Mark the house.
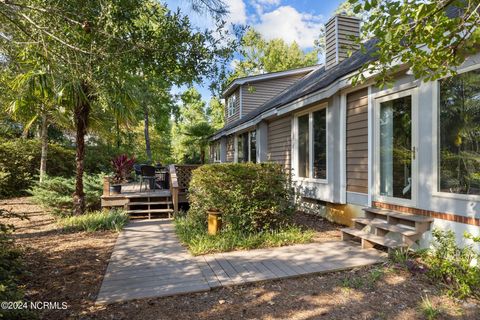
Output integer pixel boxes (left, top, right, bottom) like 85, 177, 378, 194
210, 13, 480, 251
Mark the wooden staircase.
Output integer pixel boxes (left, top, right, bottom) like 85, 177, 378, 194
341, 207, 433, 252
124, 194, 174, 219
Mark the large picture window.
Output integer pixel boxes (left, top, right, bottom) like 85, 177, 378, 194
295, 107, 327, 179
439, 68, 480, 195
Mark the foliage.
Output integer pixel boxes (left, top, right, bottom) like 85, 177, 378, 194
0, 0, 236, 214
349, 0, 480, 87
174, 214, 313, 255
420, 295, 442, 320
0, 139, 75, 198
59, 209, 129, 232
30, 174, 103, 215
172, 88, 217, 164
421, 229, 480, 299
111, 154, 135, 184
0, 209, 33, 319
188, 163, 295, 233
229, 28, 319, 81
341, 267, 385, 290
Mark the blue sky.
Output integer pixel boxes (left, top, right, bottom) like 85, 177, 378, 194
164, 0, 344, 102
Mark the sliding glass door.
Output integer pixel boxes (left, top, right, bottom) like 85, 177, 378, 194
375, 90, 417, 205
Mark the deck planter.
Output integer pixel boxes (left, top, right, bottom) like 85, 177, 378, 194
110, 184, 122, 195
207, 209, 222, 235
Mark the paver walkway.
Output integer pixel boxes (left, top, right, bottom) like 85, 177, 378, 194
97, 219, 386, 304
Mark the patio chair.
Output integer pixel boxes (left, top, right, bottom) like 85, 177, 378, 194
139, 165, 156, 192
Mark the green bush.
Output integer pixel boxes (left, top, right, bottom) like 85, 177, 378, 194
59, 209, 129, 232
174, 214, 313, 255
29, 174, 103, 215
0, 138, 121, 198
0, 209, 34, 319
422, 229, 480, 299
188, 163, 295, 233
0, 139, 75, 198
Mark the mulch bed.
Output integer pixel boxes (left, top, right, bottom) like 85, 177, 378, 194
292, 211, 343, 242
1, 198, 478, 320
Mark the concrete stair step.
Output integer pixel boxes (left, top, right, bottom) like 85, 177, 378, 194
341, 228, 407, 250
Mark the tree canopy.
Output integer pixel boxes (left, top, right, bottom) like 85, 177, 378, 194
228, 28, 319, 82
349, 0, 480, 87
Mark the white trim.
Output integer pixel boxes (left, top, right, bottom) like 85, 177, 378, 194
373, 88, 419, 207
222, 65, 319, 97
339, 92, 347, 203
335, 16, 339, 65
292, 102, 329, 183
233, 135, 238, 163
239, 85, 243, 119
431, 63, 480, 202
367, 85, 373, 206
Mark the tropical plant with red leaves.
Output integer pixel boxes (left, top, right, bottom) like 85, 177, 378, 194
111, 154, 135, 184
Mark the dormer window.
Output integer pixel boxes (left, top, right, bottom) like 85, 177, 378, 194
227, 94, 236, 117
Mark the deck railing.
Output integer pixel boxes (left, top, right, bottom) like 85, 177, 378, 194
168, 164, 200, 213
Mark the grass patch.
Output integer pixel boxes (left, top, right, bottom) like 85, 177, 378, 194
174, 215, 314, 256
420, 295, 442, 320
59, 209, 129, 232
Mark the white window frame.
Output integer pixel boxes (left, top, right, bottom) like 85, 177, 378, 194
292, 103, 328, 183
235, 130, 256, 163
227, 94, 236, 117
372, 88, 419, 207
432, 63, 480, 202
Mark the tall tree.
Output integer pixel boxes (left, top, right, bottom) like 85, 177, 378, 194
348, 0, 480, 86
229, 28, 319, 81
0, 0, 234, 214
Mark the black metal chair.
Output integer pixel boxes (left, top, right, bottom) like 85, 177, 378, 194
139, 165, 156, 192
155, 169, 169, 190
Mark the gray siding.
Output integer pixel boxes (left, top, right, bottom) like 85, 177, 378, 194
226, 135, 235, 162
225, 89, 240, 126
325, 15, 360, 70
241, 74, 307, 116
346, 88, 368, 194
267, 116, 291, 169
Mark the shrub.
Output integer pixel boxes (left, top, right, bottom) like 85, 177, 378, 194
188, 163, 295, 233
30, 174, 103, 215
0, 139, 75, 198
0, 209, 34, 319
422, 229, 480, 299
59, 209, 129, 232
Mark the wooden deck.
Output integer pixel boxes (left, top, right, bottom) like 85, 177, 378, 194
96, 220, 386, 304
101, 165, 198, 218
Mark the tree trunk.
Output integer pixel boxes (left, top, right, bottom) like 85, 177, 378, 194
200, 147, 205, 164
144, 108, 152, 163
39, 110, 49, 183
73, 84, 90, 215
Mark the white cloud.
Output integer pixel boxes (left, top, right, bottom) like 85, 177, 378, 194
225, 0, 247, 25
256, 0, 281, 5
254, 6, 324, 49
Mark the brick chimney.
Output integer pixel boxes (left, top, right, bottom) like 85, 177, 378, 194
325, 14, 361, 70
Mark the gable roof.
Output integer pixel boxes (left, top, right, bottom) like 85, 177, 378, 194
214, 38, 378, 137
222, 65, 320, 98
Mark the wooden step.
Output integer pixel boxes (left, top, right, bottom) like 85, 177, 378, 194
341, 228, 406, 250
127, 201, 172, 206
352, 218, 417, 236
364, 207, 434, 223
126, 209, 174, 214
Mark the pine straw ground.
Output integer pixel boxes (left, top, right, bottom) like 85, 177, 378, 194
1, 197, 478, 320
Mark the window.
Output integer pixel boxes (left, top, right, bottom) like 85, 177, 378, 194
211, 141, 220, 162
295, 107, 327, 179
236, 130, 257, 163
439, 69, 480, 195
227, 94, 236, 117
